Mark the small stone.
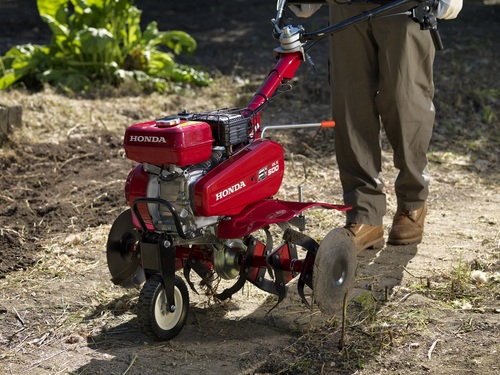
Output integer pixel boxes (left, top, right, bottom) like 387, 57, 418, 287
470, 270, 488, 284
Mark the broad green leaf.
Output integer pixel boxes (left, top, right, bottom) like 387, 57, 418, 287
0, 45, 48, 89
84, 0, 105, 8
39, 15, 69, 38
142, 22, 160, 46
37, 0, 68, 27
42, 68, 90, 92
125, 7, 142, 49
159, 31, 197, 55
78, 27, 114, 55
0, 71, 18, 90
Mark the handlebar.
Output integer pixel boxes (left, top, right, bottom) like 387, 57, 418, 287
276, 0, 444, 51
243, 0, 444, 121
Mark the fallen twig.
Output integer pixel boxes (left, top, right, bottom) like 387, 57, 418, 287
0, 194, 15, 202
428, 339, 440, 360
402, 266, 419, 278
122, 353, 138, 375
13, 307, 25, 326
301, 141, 323, 158
58, 152, 97, 169
339, 290, 349, 352
21, 350, 65, 373
398, 292, 415, 303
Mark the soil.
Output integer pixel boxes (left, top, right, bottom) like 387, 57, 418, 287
0, 1, 499, 374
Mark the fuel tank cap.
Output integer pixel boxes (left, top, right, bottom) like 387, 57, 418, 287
156, 117, 181, 127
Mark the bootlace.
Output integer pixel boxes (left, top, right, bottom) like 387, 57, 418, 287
396, 209, 416, 222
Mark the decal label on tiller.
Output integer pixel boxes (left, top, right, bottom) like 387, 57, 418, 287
267, 160, 280, 176
129, 135, 167, 143
215, 181, 246, 201
214, 160, 280, 201
258, 160, 280, 182
258, 167, 267, 182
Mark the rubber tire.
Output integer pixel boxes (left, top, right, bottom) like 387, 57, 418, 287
313, 227, 357, 315
137, 274, 189, 341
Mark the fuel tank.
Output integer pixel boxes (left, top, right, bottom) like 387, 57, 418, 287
123, 117, 214, 167
194, 139, 285, 217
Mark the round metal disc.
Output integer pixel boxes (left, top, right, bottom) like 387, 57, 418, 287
313, 227, 357, 315
106, 209, 144, 288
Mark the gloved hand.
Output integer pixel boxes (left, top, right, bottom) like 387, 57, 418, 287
288, 4, 322, 18
435, 0, 463, 20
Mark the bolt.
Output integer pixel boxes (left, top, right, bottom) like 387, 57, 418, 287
170, 305, 176, 312
163, 240, 171, 248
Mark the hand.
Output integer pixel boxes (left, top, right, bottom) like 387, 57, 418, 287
435, 0, 463, 20
288, 4, 322, 18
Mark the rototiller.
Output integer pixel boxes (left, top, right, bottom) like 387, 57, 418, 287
106, 0, 444, 340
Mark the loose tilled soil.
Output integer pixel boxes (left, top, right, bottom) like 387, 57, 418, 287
0, 0, 499, 374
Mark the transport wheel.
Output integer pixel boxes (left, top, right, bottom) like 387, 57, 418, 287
106, 209, 144, 288
313, 227, 357, 315
137, 274, 189, 341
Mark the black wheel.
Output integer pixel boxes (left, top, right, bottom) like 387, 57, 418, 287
313, 227, 357, 315
137, 275, 189, 341
106, 209, 144, 288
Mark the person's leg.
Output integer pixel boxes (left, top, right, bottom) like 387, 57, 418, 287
372, 14, 435, 244
373, 14, 435, 211
329, 3, 385, 251
329, 3, 386, 226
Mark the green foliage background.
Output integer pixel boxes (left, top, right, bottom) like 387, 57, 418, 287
0, 0, 211, 92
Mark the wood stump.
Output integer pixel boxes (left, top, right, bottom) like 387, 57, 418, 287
0, 103, 22, 143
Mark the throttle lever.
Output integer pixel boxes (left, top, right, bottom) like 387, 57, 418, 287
411, 0, 445, 51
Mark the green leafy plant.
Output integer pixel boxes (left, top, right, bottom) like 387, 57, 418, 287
0, 0, 211, 92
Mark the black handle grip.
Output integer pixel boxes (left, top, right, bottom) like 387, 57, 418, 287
430, 28, 444, 51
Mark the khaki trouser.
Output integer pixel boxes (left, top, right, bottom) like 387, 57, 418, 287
328, 2, 436, 225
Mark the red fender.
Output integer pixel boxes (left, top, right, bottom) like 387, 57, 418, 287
216, 199, 351, 239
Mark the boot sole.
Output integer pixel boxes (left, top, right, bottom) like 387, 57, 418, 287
387, 235, 422, 246
358, 237, 385, 253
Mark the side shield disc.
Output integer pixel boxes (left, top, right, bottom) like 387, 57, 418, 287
106, 209, 144, 288
313, 227, 357, 315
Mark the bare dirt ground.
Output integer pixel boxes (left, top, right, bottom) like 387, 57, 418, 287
0, 0, 499, 374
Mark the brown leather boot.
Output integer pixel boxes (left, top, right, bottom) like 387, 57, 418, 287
388, 203, 427, 245
344, 223, 385, 253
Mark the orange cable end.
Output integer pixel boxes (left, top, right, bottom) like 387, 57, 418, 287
320, 120, 336, 128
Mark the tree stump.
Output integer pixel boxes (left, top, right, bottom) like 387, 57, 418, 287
0, 103, 22, 144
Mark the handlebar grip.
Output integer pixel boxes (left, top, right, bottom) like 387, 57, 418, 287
420, 12, 444, 51
430, 28, 444, 51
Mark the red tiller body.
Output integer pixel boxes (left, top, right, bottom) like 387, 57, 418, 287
194, 138, 285, 217
125, 164, 154, 230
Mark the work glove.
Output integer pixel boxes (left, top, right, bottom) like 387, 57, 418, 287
288, 4, 322, 18
435, 0, 463, 19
